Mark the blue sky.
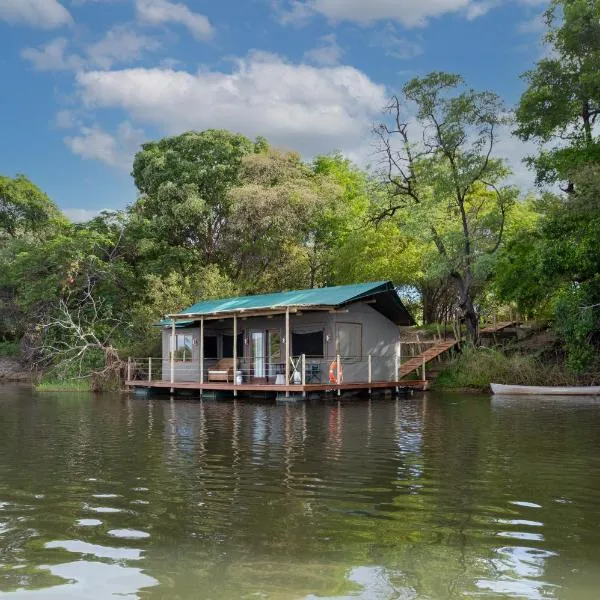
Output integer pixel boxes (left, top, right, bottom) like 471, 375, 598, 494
0, 0, 547, 221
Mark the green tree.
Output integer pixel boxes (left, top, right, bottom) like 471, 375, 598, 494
515, 0, 600, 189
375, 72, 516, 339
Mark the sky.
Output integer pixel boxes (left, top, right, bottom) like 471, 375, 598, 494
0, 0, 548, 221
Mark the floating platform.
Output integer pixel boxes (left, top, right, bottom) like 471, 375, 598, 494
125, 379, 429, 397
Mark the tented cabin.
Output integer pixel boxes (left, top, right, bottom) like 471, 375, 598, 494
127, 281, 419, 397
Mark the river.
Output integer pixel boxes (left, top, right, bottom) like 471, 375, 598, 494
0, 385, 599, 599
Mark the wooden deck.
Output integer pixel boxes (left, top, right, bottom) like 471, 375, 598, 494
399, 339, 458, 379
126, 379, 429, 394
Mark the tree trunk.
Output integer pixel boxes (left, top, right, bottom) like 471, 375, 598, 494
452, 271, 479, 343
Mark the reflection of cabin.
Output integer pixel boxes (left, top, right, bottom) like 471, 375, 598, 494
128, 281, 419, 397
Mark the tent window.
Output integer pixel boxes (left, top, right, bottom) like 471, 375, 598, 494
292, 330, 324, 358
336, 323, 362, 359
174, 334, 193, 362
222, 333, 244, 358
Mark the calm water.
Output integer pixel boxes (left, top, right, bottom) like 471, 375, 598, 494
1, 386, 600, 599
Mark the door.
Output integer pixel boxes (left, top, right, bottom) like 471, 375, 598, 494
267, 329, 281, 379
250, 330, 266, 380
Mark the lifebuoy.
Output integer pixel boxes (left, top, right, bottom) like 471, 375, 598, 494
328, 360, 343, 384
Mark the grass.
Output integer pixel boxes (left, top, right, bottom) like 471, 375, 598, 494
0, 341, 20, 359
435, 345, 582, 391
35, 378, 92, 392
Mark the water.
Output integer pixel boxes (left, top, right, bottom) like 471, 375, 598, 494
1, 386, 600, 599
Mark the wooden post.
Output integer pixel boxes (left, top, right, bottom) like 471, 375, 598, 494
285, 307, 290, 398
233, 313, 238, 397
127, 357, 132, 382
395, 346, 400, 394
301, 353, 306, 398
200, 316, 204, 385
336, 354, 341, 397
148, 357, 152, 383
422, 357, 426, 382
368, 354, 372, 396
170, 319, 175, 394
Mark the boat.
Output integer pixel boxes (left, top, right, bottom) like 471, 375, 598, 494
490, 383, 600, 396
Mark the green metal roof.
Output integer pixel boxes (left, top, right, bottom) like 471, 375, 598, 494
162, 281, 414, 326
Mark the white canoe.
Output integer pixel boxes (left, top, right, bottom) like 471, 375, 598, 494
491, 383, 600, 396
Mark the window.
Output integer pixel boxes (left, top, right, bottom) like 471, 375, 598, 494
173, 334, 193, 361
292, 330, 324, 358
336, 323, 362, 359
203, 335, 218, 359
222, 333, 244, 358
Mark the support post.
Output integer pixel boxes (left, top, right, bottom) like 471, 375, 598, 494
200, 316, 204, 385
395, 346, 400, 394
148, 357, 152, 383
368, 354, 372, 396
301, 353, 306, 398
127, 357, 132, 382
285, 307, 290, 398
233, 313, 238, 397
422, 357, 426, 382
336, 354, 341, 397
170, 319, 175, 394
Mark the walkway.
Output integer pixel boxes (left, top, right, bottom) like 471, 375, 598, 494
399, 339, 459, 379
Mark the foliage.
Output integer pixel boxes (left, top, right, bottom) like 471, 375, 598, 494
515, 0, 600, 188
436, 345, 579, 390
375, 72, 517, 337
0, 341, 19, 358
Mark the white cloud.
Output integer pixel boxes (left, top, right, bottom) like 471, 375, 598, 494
65, 121, 145, 169
74, 53, 387, 157
22, 25, 161, 71
55, 109, 81, 128
87, 24, 161, 69
0, 0, 72, 29
518, 13, 545, 34
369, 24, 423, 60
280, 0, 549, 28
135, 0, 213, 40
21, 38, 82, 71
63, 208, 104, 222
304, 33, 342, 65
281, 0, 474, 28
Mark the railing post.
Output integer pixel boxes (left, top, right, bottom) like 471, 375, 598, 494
301, 353, 306, 398
422, 357, 426, 382
233, 313, 238, 398
200, 316, 204, 386
148, 357, 152, 383
127, 357, 132, 382
395, 346, 400, 394
285, 307, 290, 398
170, 319, 175, 393
368, 354, 372, 396
336, 354, 341, 397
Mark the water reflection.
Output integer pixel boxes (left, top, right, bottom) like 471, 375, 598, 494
0, 386, 599, 599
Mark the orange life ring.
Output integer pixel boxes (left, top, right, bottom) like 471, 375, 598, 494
328, 360, 343, 384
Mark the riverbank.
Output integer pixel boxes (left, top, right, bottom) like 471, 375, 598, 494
0, 358, 31, 383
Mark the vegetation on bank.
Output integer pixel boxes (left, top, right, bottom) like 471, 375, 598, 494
35, 378, 92, 393
1, 0, 599, 389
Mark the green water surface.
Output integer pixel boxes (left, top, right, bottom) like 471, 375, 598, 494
0, 385, 599, 599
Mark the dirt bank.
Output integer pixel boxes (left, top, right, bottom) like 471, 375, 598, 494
0, 358, 32, 383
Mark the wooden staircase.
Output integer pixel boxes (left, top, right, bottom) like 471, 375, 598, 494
399, 339, 459, 379
480, 321, 515, 334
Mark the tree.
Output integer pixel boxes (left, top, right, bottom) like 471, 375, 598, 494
375, 72, 516, 340
0, 174, 64, 239
515, 0, 600, 189
131, 129, 256, 268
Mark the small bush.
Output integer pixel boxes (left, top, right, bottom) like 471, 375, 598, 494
436, 344, 580, 391
0, 341, 20, 358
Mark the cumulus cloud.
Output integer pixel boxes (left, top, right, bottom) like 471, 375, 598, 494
63, 208, 105, 222
304, 33, 343, 65
0, 0, 72, 29
86, 24, 162, 69
22, 25, 161, 71
74, 53, 387, 157
65, 121, 145, 169
135, 0, 213, 40
21, 38, 82, 71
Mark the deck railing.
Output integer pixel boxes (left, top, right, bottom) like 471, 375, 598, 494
127, 353, 415, 386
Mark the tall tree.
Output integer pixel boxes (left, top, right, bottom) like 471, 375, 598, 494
375, 72, 515, 340
515, 0, 600, 189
